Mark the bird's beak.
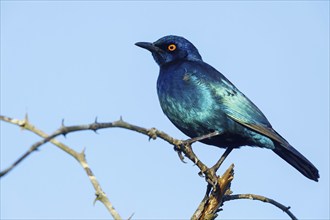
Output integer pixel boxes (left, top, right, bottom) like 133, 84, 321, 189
135, 42, 163, 53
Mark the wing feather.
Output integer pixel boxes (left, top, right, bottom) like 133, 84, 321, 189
227, 114, 289, 146
190, 62, 290, 147
208, 71, 289, 146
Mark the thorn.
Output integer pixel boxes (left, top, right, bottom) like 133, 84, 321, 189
91, 124, 99, 134
20, 113, 29, 129
127, 212, 135, 220
147, 128, 157, 140
61, 119, 67, 138
24, 113, 29, 123
90, 117, 99, 133
80, 147, 86, 155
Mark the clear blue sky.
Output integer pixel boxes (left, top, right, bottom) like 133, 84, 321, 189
1, 1, 329, 219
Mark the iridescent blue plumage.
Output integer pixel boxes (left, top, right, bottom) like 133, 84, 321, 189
135, 35, 319, 181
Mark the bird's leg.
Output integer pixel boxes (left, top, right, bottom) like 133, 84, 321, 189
203, 147, 234, 188
211, 147, 233, 173
175, 131, 221, 164
184, 131, 221, 145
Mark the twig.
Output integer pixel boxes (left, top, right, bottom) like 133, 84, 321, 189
223, 194, 298, 220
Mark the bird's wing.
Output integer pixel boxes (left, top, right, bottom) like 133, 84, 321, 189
207, 71, 289, 146
226, 114, 289, 146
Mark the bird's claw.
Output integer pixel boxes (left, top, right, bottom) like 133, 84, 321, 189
173, 145, 186, 163
202, 167, 218, 190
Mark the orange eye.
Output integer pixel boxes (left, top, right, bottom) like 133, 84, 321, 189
168, 44, 176, 51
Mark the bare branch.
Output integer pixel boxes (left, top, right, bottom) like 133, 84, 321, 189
1, 114, 299, 219
0, 115, 210, 179
192, 164, 235, 220
223, 194, 298, 220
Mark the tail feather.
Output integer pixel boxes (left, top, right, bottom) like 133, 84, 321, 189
273, 143, 319, 182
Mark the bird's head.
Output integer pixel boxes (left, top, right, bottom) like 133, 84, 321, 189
135, 35, 202, 66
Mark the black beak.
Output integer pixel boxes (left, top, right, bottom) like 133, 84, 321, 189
135, 42, 163, 53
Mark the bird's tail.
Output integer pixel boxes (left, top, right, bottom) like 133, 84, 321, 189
273, 143, 319, 182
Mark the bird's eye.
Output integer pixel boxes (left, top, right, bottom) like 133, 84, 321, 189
167, 44, 176, 52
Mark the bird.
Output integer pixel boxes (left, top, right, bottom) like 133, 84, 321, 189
135, 35, 319, 182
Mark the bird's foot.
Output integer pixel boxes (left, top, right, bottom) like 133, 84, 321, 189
199, 167, 219, 190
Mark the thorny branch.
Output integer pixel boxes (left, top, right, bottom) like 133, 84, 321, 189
0, 115, 122, 220
0, 114, 298, 219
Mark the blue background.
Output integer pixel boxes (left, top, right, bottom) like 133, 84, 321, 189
1, 1, 329, 219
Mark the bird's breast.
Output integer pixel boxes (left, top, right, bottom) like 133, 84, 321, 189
157, 67, 226, 136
